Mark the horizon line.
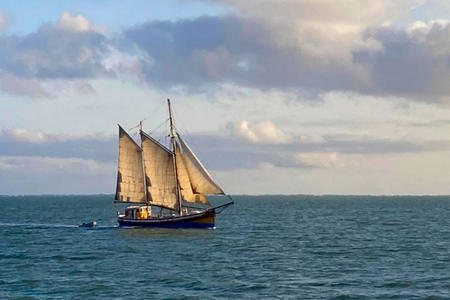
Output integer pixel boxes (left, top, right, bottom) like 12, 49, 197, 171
1, 193, 450, 197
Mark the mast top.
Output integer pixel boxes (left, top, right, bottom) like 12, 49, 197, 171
168, 98, 175, 137
167, 98, 182, 215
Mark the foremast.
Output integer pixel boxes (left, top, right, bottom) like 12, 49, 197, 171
168, 99, 183, 216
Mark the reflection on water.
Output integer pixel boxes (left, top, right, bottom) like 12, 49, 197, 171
117, 226, 214, 239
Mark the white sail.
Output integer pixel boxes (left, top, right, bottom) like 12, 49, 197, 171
140, 131, 178, 210
115, 125, 146, 203
175, 147, 210, 205
176, 134, 224, 195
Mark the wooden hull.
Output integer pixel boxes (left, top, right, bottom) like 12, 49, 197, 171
117, 210, 216, 229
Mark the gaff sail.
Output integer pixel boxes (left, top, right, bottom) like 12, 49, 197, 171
140, 131, 178, 210
115, 126, 146, 203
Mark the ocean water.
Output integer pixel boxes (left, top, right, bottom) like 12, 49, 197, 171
0, 195, 449, 299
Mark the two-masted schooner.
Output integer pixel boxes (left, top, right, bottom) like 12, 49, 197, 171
114, 99, 233, 228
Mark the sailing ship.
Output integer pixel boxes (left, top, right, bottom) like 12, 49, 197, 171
114, 99, 233, 228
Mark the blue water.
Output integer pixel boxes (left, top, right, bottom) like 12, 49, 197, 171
1, 195, 449, 299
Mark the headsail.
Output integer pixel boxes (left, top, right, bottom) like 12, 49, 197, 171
176, 147, 210, 205
176, 134, 224, 196
115, 125, 146, 203
140, 131, 178, 210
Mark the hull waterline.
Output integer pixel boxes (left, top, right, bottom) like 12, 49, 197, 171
117, 210, 216, 229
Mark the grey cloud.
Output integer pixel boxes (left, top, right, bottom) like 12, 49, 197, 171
183, 133, 450, 171
354, 22, 450, 100
0, 13, 447, 101
0, 72, 53, 98
124, 16, 359, 92
0, 156, 114, 194
0, 132, 116, 161
124, 15, 450, 100
0, 23, 110, 79
408, 119, 450, 127
1, 128, 449, 173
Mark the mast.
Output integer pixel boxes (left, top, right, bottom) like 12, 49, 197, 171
168, 99, 183, 215
139, 120, 149, 205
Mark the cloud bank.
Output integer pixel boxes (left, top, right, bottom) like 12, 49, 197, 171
0, 8, 447, 101
0, 3, 449, 195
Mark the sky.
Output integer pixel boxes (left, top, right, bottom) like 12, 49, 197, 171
0, 0, 449, 195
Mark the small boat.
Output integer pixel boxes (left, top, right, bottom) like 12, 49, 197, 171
114, 99, 233, 228
79, 221, 97, 228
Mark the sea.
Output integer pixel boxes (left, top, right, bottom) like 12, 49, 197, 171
0, 195, 449, 299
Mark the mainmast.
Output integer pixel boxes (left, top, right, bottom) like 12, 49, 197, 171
139, 120, 149, 204
168, 99, 183, 215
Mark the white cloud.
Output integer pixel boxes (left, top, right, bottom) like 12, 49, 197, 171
298, 134, 325, 144
235, 120, 291, 143
406, 19, 450, 34
0, 10, 9, 31
210, 0, 426, 58
215, 151, 450, 195
3, 78, 450, 194
102, 46, 144, 78
6, 128, 48, 143
59, 12, 92, 32
5, 79, 450, 142
295, 152, 345, 168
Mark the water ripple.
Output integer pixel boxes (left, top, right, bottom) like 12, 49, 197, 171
0, 195, 449, 299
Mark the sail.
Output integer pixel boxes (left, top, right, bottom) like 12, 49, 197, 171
140, 131, 178, 210
175, 147, 210, 205
176, 134, 224, 196
115, 126, 146, 203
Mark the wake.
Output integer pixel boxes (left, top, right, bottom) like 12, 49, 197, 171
0, 222, 117, 229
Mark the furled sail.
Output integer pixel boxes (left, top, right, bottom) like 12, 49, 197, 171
176, 134, 224, 196
140, 131, 178, 210
115, 125, 146, 203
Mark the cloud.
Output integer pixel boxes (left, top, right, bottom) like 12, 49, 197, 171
295, 152, 346, 168
0, 156, 115, 194
179, 130, 450, 172
129, 16, 351, 89
214, 151, 450, 195
59, 12, 93, 32
210, 0, 424, 25
0, 129, 116, 161
0, 13, 110, 80
123, 15, 365, 91
0, 5, 447, 100
122, 12, 450, 101
4, 123, 431, 176
0, 10, 9, 32
233, 120, 291, 143
0, 12, 113, 97
0, 72, 53, 98
354, 20, 450, 101
209, 0, 425, 60
0, 155, 111, 174
3, 128, 49, 143
101, 46, 144, 79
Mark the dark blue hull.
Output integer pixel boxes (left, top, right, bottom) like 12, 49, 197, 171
117, 210, 215, 229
